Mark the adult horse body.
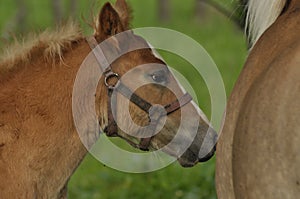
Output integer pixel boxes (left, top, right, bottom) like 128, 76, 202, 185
0, 0, 217, 198
216, 0, 300, 198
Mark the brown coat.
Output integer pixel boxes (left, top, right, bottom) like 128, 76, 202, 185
216, 0, 300, 198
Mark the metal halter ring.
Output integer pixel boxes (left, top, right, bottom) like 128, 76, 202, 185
104, 72, 120, 89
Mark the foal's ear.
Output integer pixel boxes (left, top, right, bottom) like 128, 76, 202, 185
115, 0, 132, 29
95, 3, 124, 40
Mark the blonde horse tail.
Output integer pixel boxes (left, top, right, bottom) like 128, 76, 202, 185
245, 0, 288, 47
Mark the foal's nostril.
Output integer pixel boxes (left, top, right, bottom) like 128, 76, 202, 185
197, 127, 218, 162
213, 133, 219, 148
198, 149, 215, 162
198, 142, 216, 162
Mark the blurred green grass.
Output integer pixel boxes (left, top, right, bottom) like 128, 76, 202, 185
0, 0, 247, 198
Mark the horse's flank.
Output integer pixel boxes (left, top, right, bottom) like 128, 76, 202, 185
216, 0, 300, 198
0, 21, 83, 74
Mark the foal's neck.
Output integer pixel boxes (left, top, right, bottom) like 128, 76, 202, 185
0, 39, 106, 198
31, 39, 96, 197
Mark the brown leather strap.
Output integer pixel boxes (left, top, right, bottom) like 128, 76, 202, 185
140, 94, 192, 150
116, 82, 152, 113
86, 36, 110, 71
165, 93, 193, 114
104, 89, 119, 136
115, 83, 193, 151
87, 36, 120, 136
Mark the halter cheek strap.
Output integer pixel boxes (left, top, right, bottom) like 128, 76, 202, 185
86, 36, 193, 151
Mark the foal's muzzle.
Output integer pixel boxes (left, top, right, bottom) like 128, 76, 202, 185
178, 126, 218, 167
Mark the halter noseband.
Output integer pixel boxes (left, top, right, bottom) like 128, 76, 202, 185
86, 36, 192, 151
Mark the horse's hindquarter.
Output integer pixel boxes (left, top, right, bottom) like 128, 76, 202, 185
233, 41, 300, 199
216, 8, 300, 199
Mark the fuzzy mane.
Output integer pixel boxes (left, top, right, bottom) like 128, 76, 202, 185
0, 0, 130, 73
245, 0, 287, 47
0, 22, 83, 72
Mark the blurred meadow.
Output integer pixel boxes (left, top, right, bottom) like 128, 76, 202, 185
0, 0, 247, 198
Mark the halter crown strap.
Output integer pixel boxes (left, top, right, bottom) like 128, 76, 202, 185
86, 36, 119, 136
86, 36, 110, 71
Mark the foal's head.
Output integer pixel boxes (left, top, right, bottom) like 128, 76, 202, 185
90, 0, 217, 167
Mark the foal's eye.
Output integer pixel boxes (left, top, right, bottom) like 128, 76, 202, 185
150, 70, 167, 83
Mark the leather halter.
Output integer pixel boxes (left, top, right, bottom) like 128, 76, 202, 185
86, 36, 193, 151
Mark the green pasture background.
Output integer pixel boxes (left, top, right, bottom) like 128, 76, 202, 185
0, 0, 247, 198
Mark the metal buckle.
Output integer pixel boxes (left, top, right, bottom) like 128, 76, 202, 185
104, 72, 120, 89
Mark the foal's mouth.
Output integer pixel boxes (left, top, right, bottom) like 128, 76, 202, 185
177, 144, 216, 167
160, 125, 218, 167
160, 138, 217, 168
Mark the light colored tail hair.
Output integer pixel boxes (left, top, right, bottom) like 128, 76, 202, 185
246, 0, 287, 47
